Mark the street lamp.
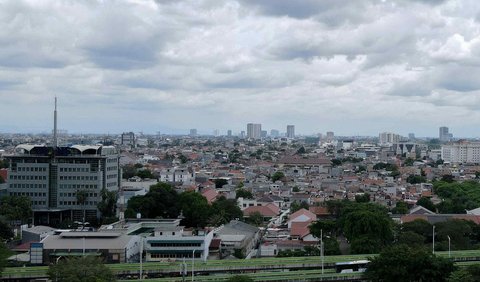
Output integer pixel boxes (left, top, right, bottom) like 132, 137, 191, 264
320, 229, 324, 275
139, 237, 144, 280
447, 235, 451, 258
432, 225, 436, 254
192, 250, 196, 282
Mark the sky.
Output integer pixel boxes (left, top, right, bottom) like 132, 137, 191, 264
2, 0, 480, 137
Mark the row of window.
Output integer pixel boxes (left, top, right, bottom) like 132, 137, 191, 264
11, 183, 47, 189
106, 182, 118, 187
17, 167, 47, 172
59, 167, 90, 172
107, 174, 118, 179
59, 201, 97, 206
10, 175, 47, 180
149, 242, 202, 247
32, 201, 47, 206
59, 176, 98, 181
106, 166, 118, 171
59, 184, 98, 189
59, 192, 98, 198
10, 192, 47, 197
149, 253, 200, 259
107, 158, 118, 163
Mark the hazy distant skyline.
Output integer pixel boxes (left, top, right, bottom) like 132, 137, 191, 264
2, 0, 480, 137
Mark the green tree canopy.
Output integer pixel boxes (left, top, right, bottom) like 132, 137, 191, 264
214, 179, 228, 188
47, 256, 116, 282
416, 197, 436, 212
235, 188, 253, 199
125, 182, 179, 219
178, 191, 211, 227
340, 203, 394, 254
365, 245, 455, 282
246, 211, 263, 226
0, 195, 32, 224
209, 196, 243, 226
290, 201, 309, 213
97, 189, 118, 220
392, 201, 409, 214
271, 171, 285, 182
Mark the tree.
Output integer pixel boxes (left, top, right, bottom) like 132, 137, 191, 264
235, 189, 253, 199
292, 186, 300, 193
364, 245, 455, 282
247, 211, 263, 226
401, 219, 432, 239
0, 243, 11, 275
341, 203, 394, 254
407, 174, 427, 184
271, 171, 285, 182
178, 191, 211, 227
0, 195, 32, 224
309, 219, 337, 238
214, 179, 228, 188
392, 201, 409, 214
0, 176, 4, 184
136, 169, 154, 179
449, 265, 480, 282
0, 219, 13, 240
125, 182, 179, 219
97, 189, 117, 221
226, 275, 254, 282
296, 146, 306, 154
355, 193, 370, 203
47, 256, 116, 282
76, 190, 88, 223
416, 197, 436, 212
209, 196, 243, 226
290, 201, 309, 213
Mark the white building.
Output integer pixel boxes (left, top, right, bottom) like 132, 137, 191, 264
247, 123, 262, 139
379, 132, 400, 145
442, 141, 480, 163
159, 167, 195, 185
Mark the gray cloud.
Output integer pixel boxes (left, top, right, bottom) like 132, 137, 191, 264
2, 0, 480, 137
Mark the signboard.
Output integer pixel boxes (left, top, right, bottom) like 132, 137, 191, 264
30, 242, 43, 264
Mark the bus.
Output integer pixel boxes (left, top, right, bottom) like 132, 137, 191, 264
335, 260, 370, 273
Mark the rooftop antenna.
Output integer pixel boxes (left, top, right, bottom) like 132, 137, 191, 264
53, 97, 58, 148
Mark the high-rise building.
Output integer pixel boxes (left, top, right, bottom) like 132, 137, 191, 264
379, 132, 401, 145
270, 129, 280, 137
439, 126, 453, 142
189, 129, 197, 137
442, 141, 480, 163
5, 100, 120, 225
121, 132, 135, 147
326, 131, 335, 142
213, 129, 219, 136
240, 131, 246, 138
261, 130, 267, 138
227, 130, 232, 137
408, 133, 415, 140
6, 145, 120, 225
247, 123, 262, 139
286, 125, 295, 138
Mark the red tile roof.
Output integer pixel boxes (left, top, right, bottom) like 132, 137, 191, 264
243, 204, 279, 217
290, 220, 313, 238
289, 208, 317, 222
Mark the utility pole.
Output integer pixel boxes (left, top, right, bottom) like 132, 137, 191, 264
432, 225, 436, 254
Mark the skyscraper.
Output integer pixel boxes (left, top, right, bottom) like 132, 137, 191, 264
189, 129, 197, 137
227, 130, 232, 137
270, 129, 280, 137
247, 123, 262, 139
286, 125, 295, 138
326, 131, 335, 142
439, 126, 453, 141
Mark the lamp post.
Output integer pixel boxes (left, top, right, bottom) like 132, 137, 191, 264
192, 250, 196, 282
320, 229, 324, 275
447, 235, 451, 258
139, 237, 144, 280
432, 225, 436, 254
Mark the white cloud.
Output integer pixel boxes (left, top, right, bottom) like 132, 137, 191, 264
1, 0, 480, 137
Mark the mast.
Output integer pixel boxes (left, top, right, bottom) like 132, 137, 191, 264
53, 97, 58, 148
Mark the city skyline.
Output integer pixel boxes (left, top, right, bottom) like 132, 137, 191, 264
2, 1, 480, 137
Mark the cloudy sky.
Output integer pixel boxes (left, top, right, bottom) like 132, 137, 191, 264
2, 0, 480, 137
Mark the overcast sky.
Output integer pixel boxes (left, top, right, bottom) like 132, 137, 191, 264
2, 0, 480, 137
